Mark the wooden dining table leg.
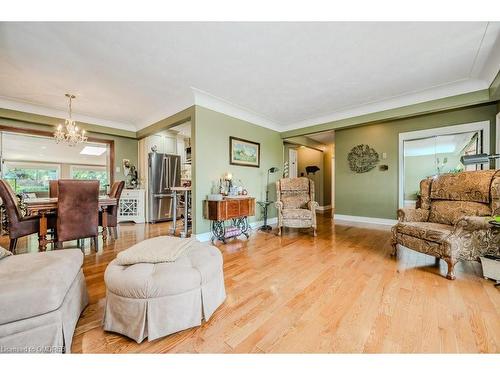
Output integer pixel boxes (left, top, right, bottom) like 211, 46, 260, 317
101, 206, 108, 242
38, 212, 48, 251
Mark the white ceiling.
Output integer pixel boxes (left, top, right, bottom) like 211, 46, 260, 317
2, 132, 108, 165
307, 131, 335, 145
0, 22, 499, 132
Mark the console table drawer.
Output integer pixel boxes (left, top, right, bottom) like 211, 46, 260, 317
226, 200, 240, 218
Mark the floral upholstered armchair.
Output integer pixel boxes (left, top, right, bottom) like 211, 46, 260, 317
275, 177, 319, 236
391, 170, 500, 280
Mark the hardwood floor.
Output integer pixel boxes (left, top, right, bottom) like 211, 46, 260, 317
2, 212, 499, 353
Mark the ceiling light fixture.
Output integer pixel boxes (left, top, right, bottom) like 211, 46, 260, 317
80, 146, 107, 156
54, 94, 87, 146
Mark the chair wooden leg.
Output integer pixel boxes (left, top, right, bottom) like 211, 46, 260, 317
312, 227, 317, 237
112, 227, 118, 239
9, 238, 18, 253
390, 241, 398, 257
93, 236, 99, 252
445, 258, 456, 280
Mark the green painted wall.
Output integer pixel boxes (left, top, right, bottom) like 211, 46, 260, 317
193, 106, 283, 234
335, 103, 498, 219
0, 118, 138, 181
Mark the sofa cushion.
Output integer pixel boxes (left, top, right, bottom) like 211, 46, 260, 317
428, 200, 491, 225
396, 221, 453, 243
281, 194, 310, 209
0, 249, 84, 325
430, 170, 497, 203
278, 177, 310, 191
282, 208, 313, 220
0, 246, 12, 261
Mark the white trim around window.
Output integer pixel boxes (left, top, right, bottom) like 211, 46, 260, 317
398, 120, 490, 209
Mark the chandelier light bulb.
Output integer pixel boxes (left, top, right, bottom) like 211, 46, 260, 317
53, 94, 87, 146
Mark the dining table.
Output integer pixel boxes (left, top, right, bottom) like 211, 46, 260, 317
24, 196, 117, 251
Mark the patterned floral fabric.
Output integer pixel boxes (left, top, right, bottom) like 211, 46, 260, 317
492, 176, 500, 215
396, 221, 452, 243
391, 170, 500, 279
419, 177, 433, 210
281, 194, 310, 209
276, 177, 318, 235
278, 177, 310, 191
397, 208, 429, 222
428, 200, 491, 225
430, 170, 498, 203
281, 208, 313, 220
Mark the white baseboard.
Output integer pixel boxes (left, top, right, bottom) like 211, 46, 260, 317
195, 217, 278, 242
334, 214, 397, 226
316, 205, 332, 212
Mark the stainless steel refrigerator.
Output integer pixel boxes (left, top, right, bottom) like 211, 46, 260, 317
148, 152, 181, 223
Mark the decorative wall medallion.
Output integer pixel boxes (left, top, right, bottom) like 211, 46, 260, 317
347, 144, 379, 173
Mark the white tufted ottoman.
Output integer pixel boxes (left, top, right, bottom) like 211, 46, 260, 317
102, 240, 226, 343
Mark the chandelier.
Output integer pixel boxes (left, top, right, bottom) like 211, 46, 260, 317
54, 94, 87, 146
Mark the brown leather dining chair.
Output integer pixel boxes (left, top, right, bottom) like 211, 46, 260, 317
99, 180, 125, 239
56, 179, 100, 251
48, 180, 58, 198
0, 179, 55, 252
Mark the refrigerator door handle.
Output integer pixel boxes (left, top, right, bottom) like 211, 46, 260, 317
166, 156, 171, 190
172, 156, 178, 188
159, 155, 166, 192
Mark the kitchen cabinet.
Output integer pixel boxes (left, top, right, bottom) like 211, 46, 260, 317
118, 189, 145, 223
144, 133, 177, 154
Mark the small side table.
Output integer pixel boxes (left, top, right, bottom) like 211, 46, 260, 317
257, 201, 273, 231
171, 187, 192, 238
203, 197, 255, 244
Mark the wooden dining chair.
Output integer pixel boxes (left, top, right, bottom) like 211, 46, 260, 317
56, 179, 100, 251
99, 180, 125, 239
0, 179, 56, 252
48, 180, 58, 198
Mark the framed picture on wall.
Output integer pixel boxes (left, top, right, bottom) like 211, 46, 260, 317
229, 136, 260, 168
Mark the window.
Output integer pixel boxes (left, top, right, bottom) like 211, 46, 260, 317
70, 165, 109, 193
3, 162, 60, 194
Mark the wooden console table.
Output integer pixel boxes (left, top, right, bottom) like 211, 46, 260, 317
203, 197, 255, 244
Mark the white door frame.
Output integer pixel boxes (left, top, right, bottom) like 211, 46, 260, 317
288, 148, 298, 178
398, 121, 490, 209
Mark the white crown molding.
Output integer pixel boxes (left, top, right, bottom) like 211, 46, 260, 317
0, 96, 137, 132
280, 79, 489, 132
470, 22, 500, 84
192, 87, 282, 132
135, 98, 194, 131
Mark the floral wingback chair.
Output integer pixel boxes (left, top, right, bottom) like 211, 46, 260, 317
391, 170, 500, 280
275, 177, 319, 236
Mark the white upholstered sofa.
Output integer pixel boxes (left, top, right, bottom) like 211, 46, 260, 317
0, 248, 88, 353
